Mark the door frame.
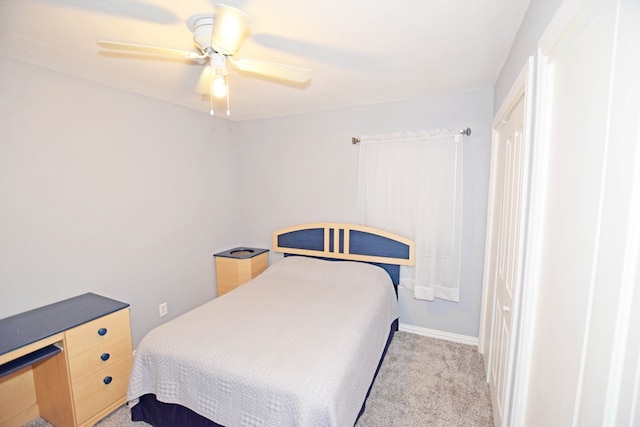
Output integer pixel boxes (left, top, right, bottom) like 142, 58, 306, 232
478, 56, 535, 425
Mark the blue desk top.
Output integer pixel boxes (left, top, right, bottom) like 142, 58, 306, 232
0, 293, 129, 357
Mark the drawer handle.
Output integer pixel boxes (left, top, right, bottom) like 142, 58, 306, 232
98, 328, 108, 336
100, 353, 110, 361
103, 376, 113, 385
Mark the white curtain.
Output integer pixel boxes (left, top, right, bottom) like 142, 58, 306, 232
357, 129, 463, 302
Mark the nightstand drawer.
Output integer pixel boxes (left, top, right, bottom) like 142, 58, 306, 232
72, 355, 132, 425
68, 332, 132, 384
65, 309, 130, 357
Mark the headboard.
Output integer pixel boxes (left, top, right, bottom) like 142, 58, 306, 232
272, 223, 415, 285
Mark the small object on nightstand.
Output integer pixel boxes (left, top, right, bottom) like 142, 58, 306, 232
214, 247, 269, 296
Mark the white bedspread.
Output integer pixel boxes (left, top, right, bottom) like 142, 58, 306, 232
128, 256, 400, 427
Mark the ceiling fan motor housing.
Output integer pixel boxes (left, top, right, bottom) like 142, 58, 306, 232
187, 14, 214, 52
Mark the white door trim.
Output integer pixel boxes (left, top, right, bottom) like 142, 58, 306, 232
506, 51, 550, 426
508, 1, 591, 424
480, 56, 534, 425
479, 58, 533, 358
502, 56, 537, 427
505, 3, 577, 423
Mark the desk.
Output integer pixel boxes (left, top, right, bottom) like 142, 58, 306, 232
0, 293, 132, 427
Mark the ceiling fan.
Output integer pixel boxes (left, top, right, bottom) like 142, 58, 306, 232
97, 4, 311, 116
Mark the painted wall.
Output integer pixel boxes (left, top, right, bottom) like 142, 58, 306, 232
235, 89, 493, 338
0, 56, 240, 346
493, 0, 563, 113
0, 64, 493, 343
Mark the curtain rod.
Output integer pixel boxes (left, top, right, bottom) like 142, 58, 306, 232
351, 127, 471, 144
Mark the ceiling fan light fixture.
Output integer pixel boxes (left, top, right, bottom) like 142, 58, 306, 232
212, 75, 227, 98
210, 4, 249, 55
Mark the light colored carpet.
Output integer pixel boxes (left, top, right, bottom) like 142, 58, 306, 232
25, 332, 492, 427
356, 332, 493, 426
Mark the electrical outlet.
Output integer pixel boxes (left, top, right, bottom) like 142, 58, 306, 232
159, 302, 168, 317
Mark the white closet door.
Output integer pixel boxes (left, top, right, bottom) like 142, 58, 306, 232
489, 93, 526, 427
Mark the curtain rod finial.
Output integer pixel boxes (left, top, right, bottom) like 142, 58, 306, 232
352, 137, 361, 144
460, 128, 471, 136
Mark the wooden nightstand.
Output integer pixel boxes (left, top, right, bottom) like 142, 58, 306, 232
214, 247, 269, 296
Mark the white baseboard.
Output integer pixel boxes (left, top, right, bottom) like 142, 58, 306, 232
398, 323, 479, 347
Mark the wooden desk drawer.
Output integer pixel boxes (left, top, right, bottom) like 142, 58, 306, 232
72, 355, 132, 425
68, 332, 132, 384
65, 309, 130, 358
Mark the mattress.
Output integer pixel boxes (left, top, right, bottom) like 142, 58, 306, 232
127, 256, 400, 427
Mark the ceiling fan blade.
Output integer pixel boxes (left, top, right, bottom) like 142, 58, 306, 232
97, 41, 205, 60
210, 4, 249, 55
230, 58, 311, 83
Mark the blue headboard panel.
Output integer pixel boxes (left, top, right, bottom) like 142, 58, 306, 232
278, 227, 325, 252
273, 223, 415, 285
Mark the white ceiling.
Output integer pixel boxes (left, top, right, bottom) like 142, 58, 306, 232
0, 0, 529, 121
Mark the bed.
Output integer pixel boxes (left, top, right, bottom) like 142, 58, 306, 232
128, 223, 415, 427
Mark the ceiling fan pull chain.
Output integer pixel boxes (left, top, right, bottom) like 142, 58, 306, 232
209, 63, 215, 116
210, 86, 215, 116
226, 74, 231, 116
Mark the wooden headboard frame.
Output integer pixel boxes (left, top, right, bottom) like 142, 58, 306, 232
272, 223, 415, 285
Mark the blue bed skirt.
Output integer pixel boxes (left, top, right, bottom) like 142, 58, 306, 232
131, 318, 399, 427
